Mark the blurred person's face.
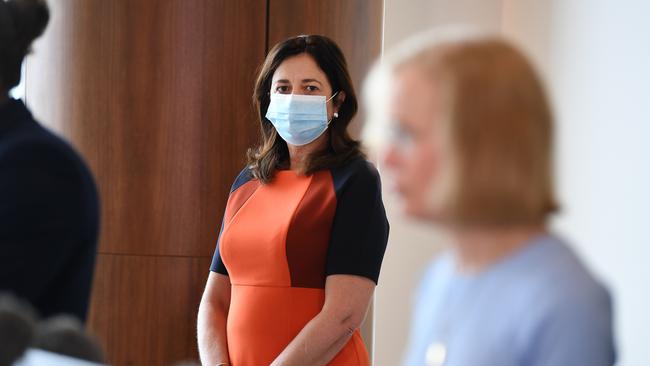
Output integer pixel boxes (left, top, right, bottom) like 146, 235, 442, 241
382, 66, 450, 220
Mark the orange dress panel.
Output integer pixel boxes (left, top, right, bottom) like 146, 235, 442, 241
219, 170, 370, 366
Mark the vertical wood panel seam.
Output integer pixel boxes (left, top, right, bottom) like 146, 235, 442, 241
265, 0, 270, 54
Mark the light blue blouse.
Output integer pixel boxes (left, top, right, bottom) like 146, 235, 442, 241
403, 234, 616, 366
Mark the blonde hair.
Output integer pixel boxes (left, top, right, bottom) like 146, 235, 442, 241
376, 29, 559, 226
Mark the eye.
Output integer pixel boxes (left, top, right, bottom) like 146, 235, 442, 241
390, 123, 414, 146
306, 85, 320, 92
275, 85, 290, 93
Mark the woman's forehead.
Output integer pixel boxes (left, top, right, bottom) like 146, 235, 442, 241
392, 69, 441, 118
272, 54, 329, 84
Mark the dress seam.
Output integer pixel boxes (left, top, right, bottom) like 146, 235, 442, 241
220, 181, 261, 262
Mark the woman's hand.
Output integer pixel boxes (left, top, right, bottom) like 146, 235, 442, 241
271, 274, 376, 366
197, 272, 232, 365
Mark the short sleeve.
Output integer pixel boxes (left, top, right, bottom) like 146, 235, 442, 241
209, 219, 228, 275
325, 160, 389, 284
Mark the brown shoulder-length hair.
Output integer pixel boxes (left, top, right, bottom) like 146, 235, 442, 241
248, 35, 364, 184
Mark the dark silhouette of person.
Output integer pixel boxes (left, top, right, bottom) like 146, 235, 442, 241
0, 0, 100, 322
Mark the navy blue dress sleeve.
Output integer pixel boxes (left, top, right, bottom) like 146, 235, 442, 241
326, 159, 390, 284
210, 220, 229, 275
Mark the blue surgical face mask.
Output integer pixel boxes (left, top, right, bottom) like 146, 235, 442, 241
265, 92, 338, 146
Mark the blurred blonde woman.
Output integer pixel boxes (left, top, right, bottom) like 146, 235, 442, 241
368, 31, 615, 366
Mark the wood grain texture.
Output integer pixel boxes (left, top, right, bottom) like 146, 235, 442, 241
23, 0, 382, 364
26, 0, 266, 258
25, 1, 267, 364
267, 0, 384, 138
87, 254, 212, 365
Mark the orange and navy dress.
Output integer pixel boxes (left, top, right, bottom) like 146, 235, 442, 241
210, 158, 389, 365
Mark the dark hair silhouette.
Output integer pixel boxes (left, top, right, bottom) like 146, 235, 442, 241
32, 315, 105, 363
0, 0, 49, 92
0, 294, 37, 366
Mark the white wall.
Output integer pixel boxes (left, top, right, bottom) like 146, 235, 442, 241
374, 1, 650, 365
503, 2, 650, 365
375, 3, 504, 366
9, 64, 26, 100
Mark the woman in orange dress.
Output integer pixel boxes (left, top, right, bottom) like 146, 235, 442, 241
197, 35, 389, 366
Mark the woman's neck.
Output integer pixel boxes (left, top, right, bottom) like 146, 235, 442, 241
449, 224, 546, 274
287, 134, 328, 171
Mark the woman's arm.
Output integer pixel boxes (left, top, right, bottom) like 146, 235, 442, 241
197, 272, 232, 365
271, 274, 375, 366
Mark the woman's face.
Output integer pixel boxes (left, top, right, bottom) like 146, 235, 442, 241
382, 66, 450, 220
270, 53, 342, 147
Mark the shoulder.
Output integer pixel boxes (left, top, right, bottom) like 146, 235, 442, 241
512, 236, 616, 364
0, 122, 98, 210
229, 166, 255, 193
0, 122, 88, 176
533, 236, 609, 303
0, 138, 74, 182
513, 236, 613, 326
0, 126, 99, 233
329, 157, 381, 196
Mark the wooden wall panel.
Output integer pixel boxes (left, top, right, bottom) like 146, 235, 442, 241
267, 0, 384, 138
25, 1, 267, 365
27, 0, 266, 258
24, 0, 383, 365
87, 254, 212, 364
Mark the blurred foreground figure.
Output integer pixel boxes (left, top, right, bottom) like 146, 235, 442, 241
0, 294, 105, 366
0, 0, 99, 322
0, 295, 35, 366
31, 315, 104, 362
368, 29, 616, 366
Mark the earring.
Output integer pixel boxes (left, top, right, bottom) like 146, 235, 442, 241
333, 112, 339, 118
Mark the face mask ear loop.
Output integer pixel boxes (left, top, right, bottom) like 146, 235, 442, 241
326, 91, 340, 125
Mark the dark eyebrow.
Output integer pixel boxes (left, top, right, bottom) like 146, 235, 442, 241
302, 79, 322, 85
273, 78, 323, 85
